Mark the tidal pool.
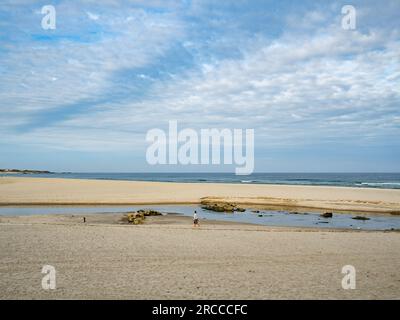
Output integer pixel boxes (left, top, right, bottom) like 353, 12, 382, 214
0, 205, 399, 231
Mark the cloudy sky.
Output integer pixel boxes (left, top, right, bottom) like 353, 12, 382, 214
0, 0, 399, 172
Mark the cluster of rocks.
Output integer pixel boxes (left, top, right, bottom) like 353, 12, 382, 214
201, 200, 245, 213
319, 211, 372, 222
319, 212, 371, 221
125, 209, 162, 225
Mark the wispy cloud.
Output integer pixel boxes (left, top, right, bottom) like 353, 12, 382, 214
0, 0, 399, 171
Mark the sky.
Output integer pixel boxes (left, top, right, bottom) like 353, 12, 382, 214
0, 0, 399, 173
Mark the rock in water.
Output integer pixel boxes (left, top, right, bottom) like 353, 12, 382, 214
352, 216, 370, 221
202, 203, 234, 212
201, 200, 245, 213
137, 209, 162, 216
320, 212, 333, 218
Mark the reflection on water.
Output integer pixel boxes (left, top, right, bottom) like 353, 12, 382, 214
0, 205, 399, 231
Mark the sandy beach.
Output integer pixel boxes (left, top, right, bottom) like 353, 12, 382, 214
1, 177, 400, 213
0, 213, 399, 299
1, 177, 399, 299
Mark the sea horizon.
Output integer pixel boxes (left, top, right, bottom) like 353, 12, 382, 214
2, 172, 400, 189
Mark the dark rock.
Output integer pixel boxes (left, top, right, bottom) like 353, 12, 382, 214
352, 216, 370, 221
320, 212, 333, 218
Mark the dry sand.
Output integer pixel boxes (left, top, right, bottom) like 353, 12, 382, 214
0, 214, 399, 299
1, 176, 400, 213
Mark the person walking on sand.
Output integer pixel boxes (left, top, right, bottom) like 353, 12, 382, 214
193, 211, 199, 227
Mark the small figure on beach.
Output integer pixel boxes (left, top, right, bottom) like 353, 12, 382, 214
83, 217, 86, 223
193, 211, 199, 227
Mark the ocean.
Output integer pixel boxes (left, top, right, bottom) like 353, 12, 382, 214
1, 172, 400, 189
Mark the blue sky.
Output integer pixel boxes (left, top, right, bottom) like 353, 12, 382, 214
0, 0, 399, 172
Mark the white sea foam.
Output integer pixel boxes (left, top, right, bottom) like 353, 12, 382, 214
360, 182, 400, 186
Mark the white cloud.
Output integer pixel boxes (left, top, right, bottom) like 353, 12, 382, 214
0, 3, 185, 128
86, 11, 99, 20
53, 25, 399, 149
86, 11, 100, 21
1, 1, 399, 154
